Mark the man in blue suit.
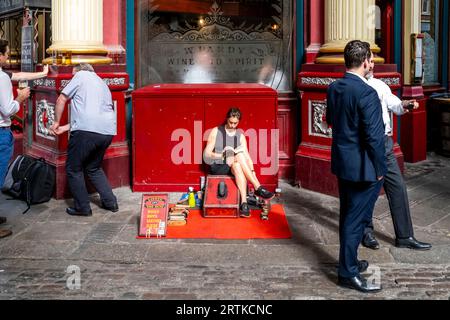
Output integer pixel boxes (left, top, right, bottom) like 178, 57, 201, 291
326, 40, 387, 293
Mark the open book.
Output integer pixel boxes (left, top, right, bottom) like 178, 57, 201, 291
223, 145, 245, 156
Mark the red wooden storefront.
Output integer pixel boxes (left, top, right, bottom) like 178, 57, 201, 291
132, 84, 279, 193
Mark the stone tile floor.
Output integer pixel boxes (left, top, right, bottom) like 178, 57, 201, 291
0, 153, 449, 300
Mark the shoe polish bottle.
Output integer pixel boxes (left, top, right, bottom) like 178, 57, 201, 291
188, 187, 196, 208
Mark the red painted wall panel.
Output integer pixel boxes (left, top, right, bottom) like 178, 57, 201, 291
132, 84, 279, 192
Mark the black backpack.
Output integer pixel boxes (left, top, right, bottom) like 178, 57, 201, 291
2, 155, 56, 214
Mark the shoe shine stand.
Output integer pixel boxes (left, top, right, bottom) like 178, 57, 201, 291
203, 175, 275, 220
203, 175, 240, 218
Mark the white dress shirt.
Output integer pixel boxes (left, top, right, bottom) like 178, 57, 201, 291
0, 67, 19, 128
367, 76, 405, 136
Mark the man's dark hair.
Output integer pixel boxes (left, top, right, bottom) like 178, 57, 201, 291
226, 107, 241, 120
344, 40, 372, 69
0, 39, 8, 55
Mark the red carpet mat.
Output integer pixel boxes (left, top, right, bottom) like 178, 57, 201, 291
162, 204, 291, 239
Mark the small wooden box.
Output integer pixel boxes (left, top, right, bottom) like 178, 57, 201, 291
203, 175, 240, 218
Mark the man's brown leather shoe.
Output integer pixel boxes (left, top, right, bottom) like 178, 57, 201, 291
0, 229, 12, 239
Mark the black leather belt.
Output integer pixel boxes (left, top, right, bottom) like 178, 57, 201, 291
0, 126, 11, 130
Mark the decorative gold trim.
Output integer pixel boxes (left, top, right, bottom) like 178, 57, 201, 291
5, 59, 20, 65
319, 46, 381, 54
315, 55, 385, 64
8, 49, 21, 56
315, 55, 345, 64
42, 56, 112, 65
46, 48, 109, 55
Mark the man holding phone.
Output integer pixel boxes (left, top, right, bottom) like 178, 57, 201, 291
1, 38, 48, 239
362, 63, 432, 251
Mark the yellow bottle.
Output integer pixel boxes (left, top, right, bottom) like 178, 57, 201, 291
188, 187, 196, 208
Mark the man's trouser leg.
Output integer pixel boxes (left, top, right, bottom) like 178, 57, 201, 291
364, 221, 375, 235
84, 132, 116, 208
338, 179, 383, 278
383, 137, 414, 239
66, 131, 93, 212
363, 135, 393, 236
0, 128, 14, 187
0, 129, 13, 238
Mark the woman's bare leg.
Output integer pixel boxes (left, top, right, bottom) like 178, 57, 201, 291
235, 153, 261, 189
231, 162, 247, 204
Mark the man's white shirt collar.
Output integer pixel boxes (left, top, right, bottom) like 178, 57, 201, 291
347, 71, 368, 83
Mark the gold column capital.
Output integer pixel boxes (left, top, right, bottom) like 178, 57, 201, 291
45, 0, 111, 65
316, 0, 384, 64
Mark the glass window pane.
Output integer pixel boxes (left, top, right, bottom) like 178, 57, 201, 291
137, 0, 293, 91
421, 0, 440, 85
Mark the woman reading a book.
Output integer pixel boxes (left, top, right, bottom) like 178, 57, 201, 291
203, 107, 274, 218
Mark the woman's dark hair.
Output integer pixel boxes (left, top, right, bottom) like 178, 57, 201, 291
344, 40, 371, 69
226, 107, 241, 120
0, 39, 9, 55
